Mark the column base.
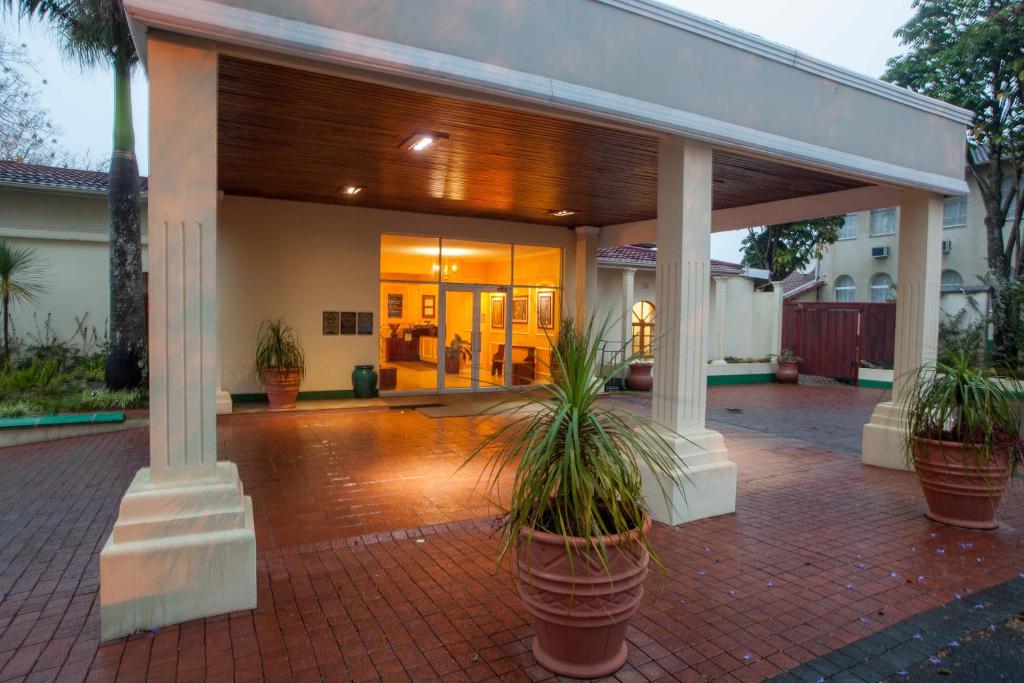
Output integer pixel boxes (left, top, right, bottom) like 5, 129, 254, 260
862, 401, 913, 471
216, 389, 233, 414
641, 428, 736, 525
100, 461, 256, 641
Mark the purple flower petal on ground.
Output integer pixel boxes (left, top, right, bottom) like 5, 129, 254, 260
728, 589, 737, 596
949, 640, 960, 648
859, 616, 870, 624
698, 569, 707, 576
976, 557, 983, 564
911, 546, 917, 553
897, 670, 909, 677
742, 653, 753, 661
854, 562, 865, 568
930, 532, 939, 539
929, 656, 942, 665
955, 593, 962, 600
974, 604, 985, 610
937, 548, 946, 555
917, 576, 925, 583
845, 583, 854, 590
990, 624, 998, 632
913, 633, 923, 640
767, 580, 774, 587
704, 546, 711, 552
890, 571, 899, 579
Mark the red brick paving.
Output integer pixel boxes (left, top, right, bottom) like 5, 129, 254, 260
0, 386, 1022, 682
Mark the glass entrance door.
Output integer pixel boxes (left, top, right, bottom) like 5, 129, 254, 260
439, 284, 509, 392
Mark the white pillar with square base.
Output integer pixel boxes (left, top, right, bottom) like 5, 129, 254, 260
644, 137, 736, 525
710, 276, 728, 364
100, 38, 256, 641
862, 191, 943, 470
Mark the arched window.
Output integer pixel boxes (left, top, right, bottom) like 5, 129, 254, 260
631, 301, 655, 359
940, 269, 964, 292
869, 272, 894, 302
834, 275, 856, 302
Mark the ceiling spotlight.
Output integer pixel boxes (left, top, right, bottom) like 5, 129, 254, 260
400, 131, 450, 152
341, 186, 362, 196
548, 209, 576, 217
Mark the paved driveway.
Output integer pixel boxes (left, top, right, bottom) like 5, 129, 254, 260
1, 383, 1022, 683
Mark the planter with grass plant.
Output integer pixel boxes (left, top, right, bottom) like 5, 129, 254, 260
903, 348, 1023, 530
775, 348, 801, 383
445, 334, 470, 375
254, 319, 305, 409
462, 315, 683, 678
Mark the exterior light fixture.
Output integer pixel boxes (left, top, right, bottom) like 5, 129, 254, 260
341, 186, 362, 196
548, 209, 576, 217
399, 131, 450, 152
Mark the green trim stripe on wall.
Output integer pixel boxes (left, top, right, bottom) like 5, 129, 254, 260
857, 378, 893, 389
231, 389, 356, 403
707, 373, 776, 386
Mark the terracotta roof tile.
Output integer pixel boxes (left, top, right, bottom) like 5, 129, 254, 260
597, 245, 743, 272
0, 160, 148, 194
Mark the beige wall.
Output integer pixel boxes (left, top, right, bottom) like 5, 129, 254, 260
594, 266, 778, 361
0, 186, 149, 346
817, 171, 990, 304
218, 195, 577, 395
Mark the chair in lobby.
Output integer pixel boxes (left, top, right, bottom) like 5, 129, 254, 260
492, 344, 505, 376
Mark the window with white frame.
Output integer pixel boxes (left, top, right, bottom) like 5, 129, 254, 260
943, 197, 967, 228
870, 208, 897, 236
837, 214, 858, 240
869, 272, 894, 302
940, 269, 963, 292
1003, 177, 1019, 222
834, 275, 855, 302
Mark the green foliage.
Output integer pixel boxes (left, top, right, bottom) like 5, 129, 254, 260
777, 348, 802, 363
445, 334, 471, 361
884, 0, 1024, 363
938, 298, 990, 366
0, 239, 47, 360
902, 346, 1023, 468
461, 313, 684, 568
254, 319, 306, 377
740, 216, 845, 281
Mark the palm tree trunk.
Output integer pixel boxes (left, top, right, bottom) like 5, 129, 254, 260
105, 55, 145, 389
3, 291, 9, 363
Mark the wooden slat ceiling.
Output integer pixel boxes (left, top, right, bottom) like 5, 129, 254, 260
218, 57, 867, 227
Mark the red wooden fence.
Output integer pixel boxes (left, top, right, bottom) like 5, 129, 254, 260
781, 302, 896, 382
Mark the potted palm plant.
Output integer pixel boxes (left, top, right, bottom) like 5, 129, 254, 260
903, 347, 1023, 529
462, 315, 683, 678
254, 318, 305, 409
775, 347, 801, 383
445, 334, 470, 375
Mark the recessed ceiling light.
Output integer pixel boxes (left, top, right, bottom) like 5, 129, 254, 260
399, 131, 450, 152
548, 209, 576, 217
341, 186, 362, 196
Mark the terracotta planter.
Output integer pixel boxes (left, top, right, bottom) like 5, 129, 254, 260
445, 357, 461, 375
626, 363, 653, 391
912, 437, 1012, 530
261, 368, 302, 409
516, 518, 651, 679
776, 361, 799, 383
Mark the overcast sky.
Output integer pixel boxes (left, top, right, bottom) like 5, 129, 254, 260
3, 0, 916, 262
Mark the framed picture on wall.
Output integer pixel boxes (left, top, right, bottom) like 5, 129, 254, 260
387, 293, 403, 319
322, 311, 340, 335
490, 293, 505, 329
339, 311, 357, 335
356, 312, 373, 335
512, 295, 528, 324
537, 290, 555, 329
422, 294, 436, 319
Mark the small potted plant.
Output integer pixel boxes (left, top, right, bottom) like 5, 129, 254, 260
254, 318, 305, 409
445, 334, 470, 375
462, 315, 683, 678
903, 348, 1022, 529
775, 348, 801, 383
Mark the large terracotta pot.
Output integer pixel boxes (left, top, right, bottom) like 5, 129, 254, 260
776, 361, 799, 383
516, 518, 651, 679
626, 363, 653, 391
912, 437, 1012, 530
261, 368, 302, 409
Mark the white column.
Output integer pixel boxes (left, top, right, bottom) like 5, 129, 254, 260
769, 281, 784, 358
710, 276, 728, 364
621, 268, 636, 347
641, 137, 736, 525
575, 226, 600, 326
100, 37, 256, 641
862, 190, 943, 470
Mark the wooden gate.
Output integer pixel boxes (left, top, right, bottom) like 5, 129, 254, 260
781, 302, 896, 382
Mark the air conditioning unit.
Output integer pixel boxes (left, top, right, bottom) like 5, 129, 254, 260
871, 246, 890, 258
942, 239, 953, 254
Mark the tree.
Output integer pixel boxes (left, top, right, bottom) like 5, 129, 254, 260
884, 0, 1024, 365
740, 216, 846, 282
4, 0, 145, 387
0, 35, 62, 164
0, 239, 47, 361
